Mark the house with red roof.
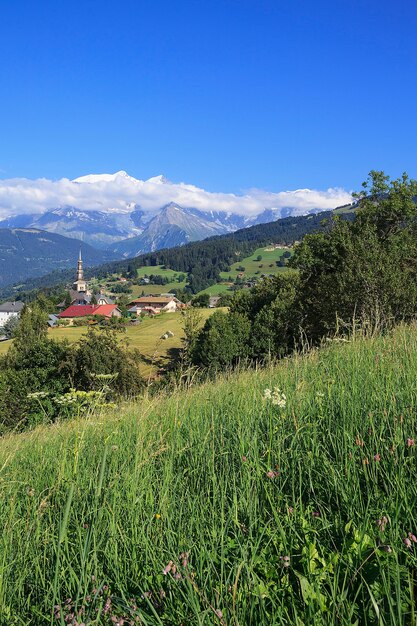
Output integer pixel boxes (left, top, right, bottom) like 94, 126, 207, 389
58, 304, 122, 325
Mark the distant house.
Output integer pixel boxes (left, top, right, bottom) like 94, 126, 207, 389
0, 301, 25, 326
128, 296, 184, 315
58, 304, 122, 325
48, 314, 59, 327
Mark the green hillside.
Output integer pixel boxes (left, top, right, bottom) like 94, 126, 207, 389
1, 324, 417, 624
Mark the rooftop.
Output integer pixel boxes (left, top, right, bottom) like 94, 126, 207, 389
0, 301, 25, 313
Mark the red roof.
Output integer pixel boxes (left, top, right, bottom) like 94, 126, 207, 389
58, 304, 119, 318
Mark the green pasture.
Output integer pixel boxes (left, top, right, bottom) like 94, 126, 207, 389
0, 310, 217, 376
219, 245, 292, 280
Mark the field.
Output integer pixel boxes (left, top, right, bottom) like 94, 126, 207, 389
219, 245, 292, 281
1, 324, 417, 624
0, 310, 217, 376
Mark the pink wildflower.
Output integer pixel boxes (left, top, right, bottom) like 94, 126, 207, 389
373, 454, 381, 462
407, 438, 415, 448
408, 532, 417, 543
403, 537, 412, 549
163, 561, 174, 575
266, 469, 279, 479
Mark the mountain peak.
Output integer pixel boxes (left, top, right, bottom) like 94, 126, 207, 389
146, 174, 169, 185
73, 171, 139, 184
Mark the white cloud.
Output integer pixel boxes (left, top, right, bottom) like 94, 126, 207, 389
0, 170, 353, 219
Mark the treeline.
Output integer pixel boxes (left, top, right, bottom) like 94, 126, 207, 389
0, 210, 351, 301
188, 171, 417, 370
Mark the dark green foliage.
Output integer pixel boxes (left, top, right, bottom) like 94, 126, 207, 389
191, 311, 251, 370
292, 171, 417, 340
0, 303, 144, 432
65, 328, 144, 398
0, 315, 20, 339
191, 293, 210, 308
0, 338, 71, 431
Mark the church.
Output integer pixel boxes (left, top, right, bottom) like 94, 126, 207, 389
58, 251, 113, 308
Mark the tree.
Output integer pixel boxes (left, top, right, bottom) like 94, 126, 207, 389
0, 315, 20, 339
90, 293, 98, 305
64, 291, 72, 307
66, 327, 144, 398
9, 303, 48, 359
191, 311, 251, 370
191, 293, 210, 308
291, 171, 417, 339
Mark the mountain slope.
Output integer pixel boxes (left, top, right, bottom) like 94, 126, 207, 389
0, 228, 116, 288
112, 203, 231, 256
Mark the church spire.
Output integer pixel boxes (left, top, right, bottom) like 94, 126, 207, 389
76, 249, 84, 281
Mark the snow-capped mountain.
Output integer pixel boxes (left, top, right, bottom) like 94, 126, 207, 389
0, 171, 352, 256
112, 202, 235, 257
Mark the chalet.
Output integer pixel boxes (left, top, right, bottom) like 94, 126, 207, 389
128, 295, 184, 315
58, 304, 122, 325
0, 301, 25, 326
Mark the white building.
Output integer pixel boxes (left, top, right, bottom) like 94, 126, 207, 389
0, 301, 25, 326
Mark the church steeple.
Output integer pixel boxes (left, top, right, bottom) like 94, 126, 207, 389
73, 249, 87, 293
76, 249, 84, 282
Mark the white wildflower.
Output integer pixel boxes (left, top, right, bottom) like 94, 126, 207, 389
264, 387, 287, 408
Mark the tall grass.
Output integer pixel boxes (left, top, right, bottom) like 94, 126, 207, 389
1, 325, 417, 624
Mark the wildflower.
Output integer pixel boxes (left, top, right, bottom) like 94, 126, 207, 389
155, 513, 161, 519
242, 455, 247, 462
263, 386, 286, 408
403, 537, 412, 549
173, 572, 182, 580
141, 591, 152, 599
355, 435, 364, 447
408, 532, 417, 543
373, 454, 381, 462
180, 551, 189, 567
287, 507, 294, 515
376, 516, 388, 532
163, 561, 174, 575
266, 470, 279, 479
407, 438, 415, 448
159, 589, 166, 599
54, 605, 61, 619
280, 555, 290, 568
103, 598, 112, 614
312, 511, 320, 518
363, 458, 369, 465
27, 488, 35, 497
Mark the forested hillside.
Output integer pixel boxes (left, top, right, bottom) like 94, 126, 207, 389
0, 228, 116, 288
0, 210, 350, 300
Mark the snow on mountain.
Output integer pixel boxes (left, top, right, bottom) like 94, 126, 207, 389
0, 171, 352, 256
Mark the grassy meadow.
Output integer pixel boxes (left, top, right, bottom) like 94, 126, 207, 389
1, 324, 417, 624
219, 246, 292, 281
0, 311, 217, 376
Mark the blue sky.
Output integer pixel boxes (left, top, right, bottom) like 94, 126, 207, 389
1, 0, 416, 193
